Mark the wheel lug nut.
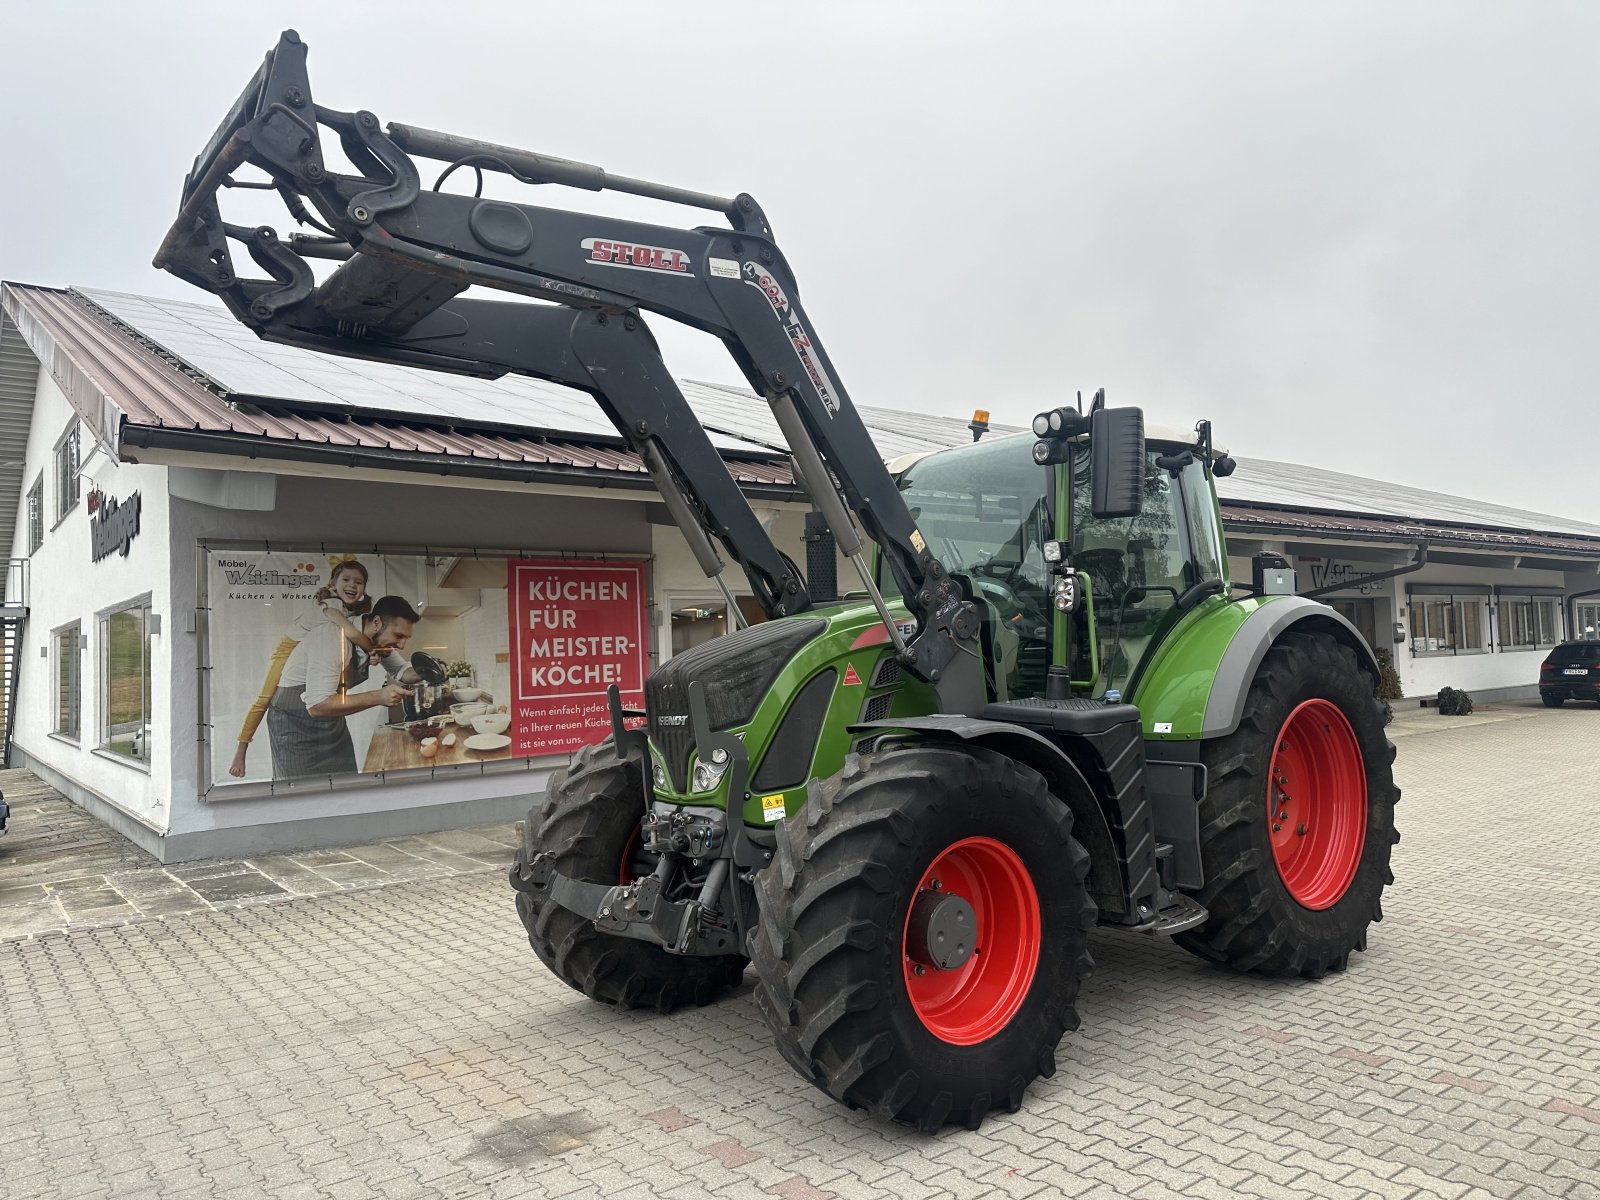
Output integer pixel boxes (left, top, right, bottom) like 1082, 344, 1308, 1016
1272, 824, 1281, 832
913, 964, 926, 976
931, 879, 942, 890
1296, 823, 1307, 836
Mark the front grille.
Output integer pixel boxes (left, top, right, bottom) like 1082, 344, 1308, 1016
647, 617, 826, 791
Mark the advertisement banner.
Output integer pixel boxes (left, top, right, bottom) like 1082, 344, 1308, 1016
204, 549, 646, 787
508, 559, 650, 757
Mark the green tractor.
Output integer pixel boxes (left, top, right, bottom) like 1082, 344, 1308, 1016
157, 31, 1398, 1133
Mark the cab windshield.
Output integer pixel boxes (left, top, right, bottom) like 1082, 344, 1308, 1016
882, 434, 1052, 697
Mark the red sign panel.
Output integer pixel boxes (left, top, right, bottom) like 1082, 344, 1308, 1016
508, 559, 649, 757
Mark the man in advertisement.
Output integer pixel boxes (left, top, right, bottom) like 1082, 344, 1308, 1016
266, 595, 422, 777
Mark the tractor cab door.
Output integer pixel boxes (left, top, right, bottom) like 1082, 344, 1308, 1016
1067, 442, 1226, 698
886, 434, 1054, 701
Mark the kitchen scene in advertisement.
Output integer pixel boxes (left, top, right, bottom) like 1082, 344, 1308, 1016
204, 551, 648, 787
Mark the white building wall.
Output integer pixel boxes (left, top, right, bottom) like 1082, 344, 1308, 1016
7, 366, 175, 832
1227, 546, 1572, 702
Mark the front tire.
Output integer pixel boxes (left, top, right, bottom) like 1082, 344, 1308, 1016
750, 744, 1095, 1131
1175, 631, 1399, 978
511, 737, 745, 1012
1541, 693, 1565, 708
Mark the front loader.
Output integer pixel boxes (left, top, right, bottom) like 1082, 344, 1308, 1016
157, 31, 1400, 1132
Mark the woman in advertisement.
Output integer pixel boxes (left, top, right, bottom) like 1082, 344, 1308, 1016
227, 559, 378, 778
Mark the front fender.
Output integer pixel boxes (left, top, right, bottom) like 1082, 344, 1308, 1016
1133, 595, 1378, 742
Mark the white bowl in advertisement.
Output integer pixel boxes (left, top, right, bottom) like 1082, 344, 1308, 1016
452, 686, 485, 702
451, 702, 488, 721
471, 712, 510, 736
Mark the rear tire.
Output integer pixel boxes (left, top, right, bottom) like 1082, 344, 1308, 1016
1174, 631, 1399, 978
1541, 694, 1565, 708
511, 737, 745, 1012
750, 743, 1095, 1131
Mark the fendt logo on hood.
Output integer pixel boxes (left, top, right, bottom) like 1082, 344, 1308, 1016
581, 238, 694, 276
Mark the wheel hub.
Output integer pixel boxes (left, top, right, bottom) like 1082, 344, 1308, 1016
905, 890, 977, 971
1267, 698, 1367, 910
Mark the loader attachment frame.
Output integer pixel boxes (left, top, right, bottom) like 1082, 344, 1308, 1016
156, 29, 983, 708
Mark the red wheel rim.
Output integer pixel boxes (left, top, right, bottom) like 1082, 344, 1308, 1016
902, 836, 1041, 1045
1268, 699, 1367, 910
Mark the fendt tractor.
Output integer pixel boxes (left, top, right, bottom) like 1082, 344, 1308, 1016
159, 33, 1399, 1131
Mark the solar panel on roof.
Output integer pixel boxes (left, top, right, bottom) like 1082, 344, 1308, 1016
79, 288, 781, 455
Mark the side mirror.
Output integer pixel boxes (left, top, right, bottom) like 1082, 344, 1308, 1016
1090, 407, 1145, 519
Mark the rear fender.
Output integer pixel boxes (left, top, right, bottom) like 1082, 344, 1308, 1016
1135, 595, 1378, 743
851, 715, 1124, 915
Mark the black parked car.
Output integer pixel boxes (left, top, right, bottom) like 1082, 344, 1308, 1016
1539, 641, 1600, 706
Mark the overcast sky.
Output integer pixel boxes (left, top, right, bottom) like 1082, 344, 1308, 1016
3, 2, 1596, 521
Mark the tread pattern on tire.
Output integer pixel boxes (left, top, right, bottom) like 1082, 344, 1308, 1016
512, 738, 745, 1013
1174, 631, 1400, 979
749, 742, 1096, 1132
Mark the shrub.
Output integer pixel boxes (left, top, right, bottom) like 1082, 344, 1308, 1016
1436, 686, 1475, 716
1373, 648, 1404, 702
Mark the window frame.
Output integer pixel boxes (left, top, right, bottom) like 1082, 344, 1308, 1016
97, 594, 154, 768
27, 473, 44, 554
52, 620, 82, 741
1498, 594, 1563, 652
53, 420, 82, 526
1408, 594, 1488, 657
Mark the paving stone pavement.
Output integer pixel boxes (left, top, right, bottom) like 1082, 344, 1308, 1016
3, 705, 1600, 1199
0, 769, 519, 942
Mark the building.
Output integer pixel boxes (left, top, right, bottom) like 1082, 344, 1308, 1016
3, 282, 1597, 861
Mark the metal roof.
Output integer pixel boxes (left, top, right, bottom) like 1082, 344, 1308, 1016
4, 281, 1598, 561
1219, 455, 1600, 541
81, 288, 809, 458
0, 284, 794, 489
0, 308, 41, 563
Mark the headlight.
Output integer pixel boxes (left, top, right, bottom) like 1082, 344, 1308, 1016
651, 758, 667, 790
691, 753, 732, 794
1052, 575, 1078, 613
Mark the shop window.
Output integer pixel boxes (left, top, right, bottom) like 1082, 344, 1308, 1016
1577, 602, 1600, 642
1499, 596, 1562, 650
100, 598, 152, 762
1409, 596, 1485, 656
27, 475, 44, 554
54, 421, 81, 521
54, 623, 81, 739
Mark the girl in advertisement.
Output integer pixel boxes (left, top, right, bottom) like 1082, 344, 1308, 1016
228, 559, 378, 778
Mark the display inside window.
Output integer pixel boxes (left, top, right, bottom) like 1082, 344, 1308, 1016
1500, 596, 1561, 650
1410, 596, 1485, 656
101, 601, 152, 760
204, 549, 648, 788
54, 624, 80, 738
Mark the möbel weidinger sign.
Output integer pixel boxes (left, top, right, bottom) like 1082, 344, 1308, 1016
88, 489, 142, 561
508, 559, 649, 757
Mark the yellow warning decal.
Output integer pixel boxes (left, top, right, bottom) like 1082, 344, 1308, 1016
761, 793, 787, 822
910, 529, 927, 554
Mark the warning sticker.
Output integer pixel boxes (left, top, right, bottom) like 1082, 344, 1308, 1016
842, 663, 862, 686
910, 529, 927, 554
708, 257, 740, 279
761, 792, 787, 822
1153, 722, 1173, 734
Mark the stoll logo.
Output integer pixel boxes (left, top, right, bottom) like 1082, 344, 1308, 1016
88, 490, 142, 562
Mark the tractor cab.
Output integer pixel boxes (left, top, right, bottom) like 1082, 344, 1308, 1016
886, 415, 1233, 708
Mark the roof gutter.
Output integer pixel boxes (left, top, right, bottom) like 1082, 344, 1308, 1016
118, 424, 806, 502
1302, 542, 1428, 600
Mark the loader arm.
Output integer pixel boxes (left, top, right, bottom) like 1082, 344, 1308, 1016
154, 29, 982, 706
